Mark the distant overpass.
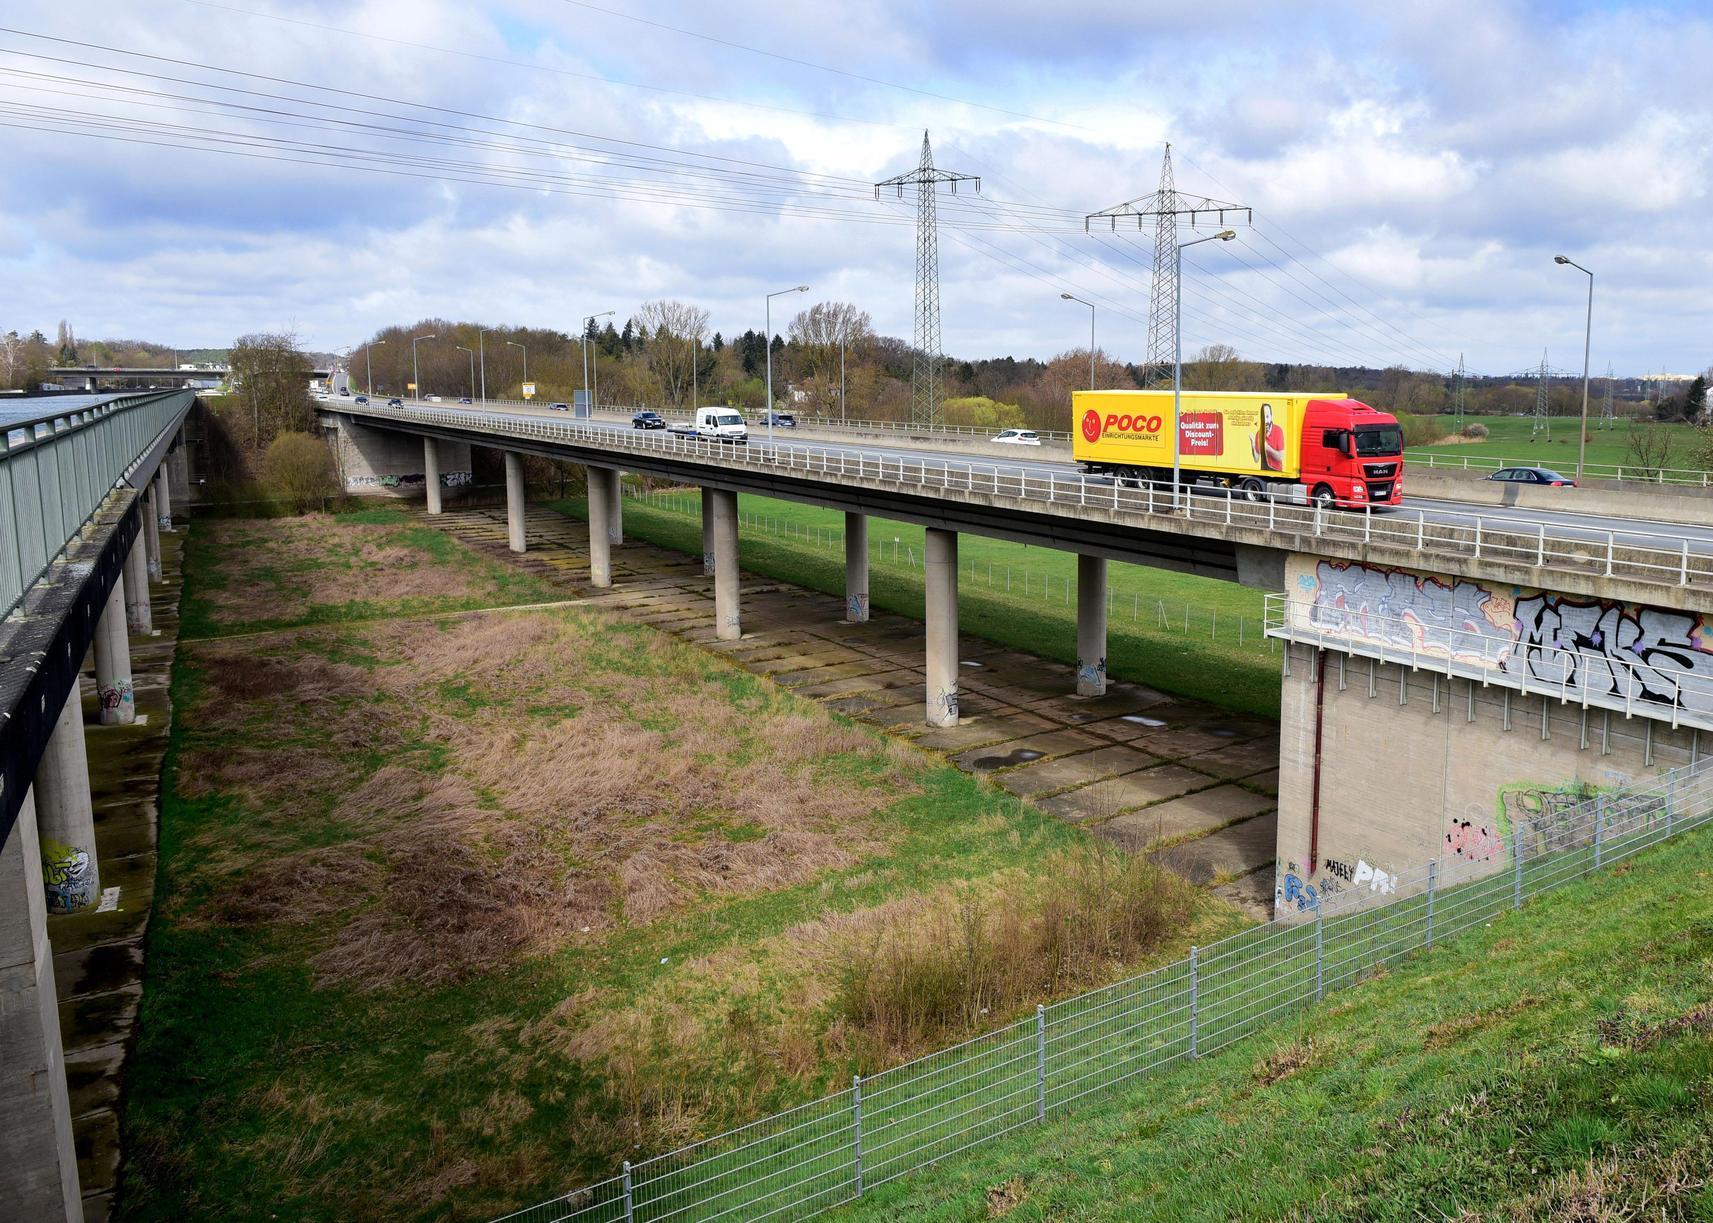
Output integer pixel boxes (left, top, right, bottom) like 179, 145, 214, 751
48, 365, 333, 391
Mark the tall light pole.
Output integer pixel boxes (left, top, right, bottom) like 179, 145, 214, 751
478, 328, 493, 404
1060, 292, 1096, 391
1173, 230, 1237, 509
456, 345, 474, 400
582, 311, 614, 413
766, 285, 809, 441
505, 339, 526, 399
364, 339, 386, 395
839, 328, 848, 421
1555, 255, 1594, 482
410, 332, 436, 402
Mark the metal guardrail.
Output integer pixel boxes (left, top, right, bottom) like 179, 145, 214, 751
353, 402, 1713, 596
1265, 592, 1713, 732
486, 750, 1713, 1223
1411, 449, 1713, 487
0, 390, 192, 620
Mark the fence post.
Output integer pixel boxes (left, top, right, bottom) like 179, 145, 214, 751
1594, 794, 1605, 869
1666, 772, 1676, 837
1188, 946, 1199, 1059
622, 1160, 634, 1223
1425, 860, 1437, 949
1035, 1004, 1047, 1122
1513, 833, 1524, 909
852, 1074, 864, 1197
1314, 909, 1324, 1001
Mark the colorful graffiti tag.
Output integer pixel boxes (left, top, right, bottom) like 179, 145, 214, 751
42, 839, 95, 914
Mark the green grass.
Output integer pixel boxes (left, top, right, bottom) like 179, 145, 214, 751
554, 490, 1283, 718
1410, 413, 1705, 474
829, 823, 1713, 1221
120, 512, 1247, 1222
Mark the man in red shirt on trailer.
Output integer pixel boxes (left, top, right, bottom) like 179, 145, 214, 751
1255, 402, 1286, 472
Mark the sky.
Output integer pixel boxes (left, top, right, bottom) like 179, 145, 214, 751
1, 0, 1710, 378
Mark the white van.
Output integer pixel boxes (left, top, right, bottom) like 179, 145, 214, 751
696, 406, 748, 443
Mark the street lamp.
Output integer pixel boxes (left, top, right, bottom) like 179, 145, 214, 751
1174, 230, 1237, 509
1061, 292, 1096, 391
1555, 255, 1594, 482
456, 345, 474, 400
766, 285, 809, 442
582, 311, 615, 414
478, 328, 493, 404
505, 339, 527, 399
364, 339, 387, 395
410, 332, 436, 402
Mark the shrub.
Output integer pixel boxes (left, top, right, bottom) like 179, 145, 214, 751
259, 431, 338, 510
1461, 422, 1489, 439
1392, 410, 1444, 447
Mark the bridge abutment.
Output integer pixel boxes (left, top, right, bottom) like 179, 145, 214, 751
712, 489, 741, 640
325, 415, 473, 499
844, 512, 869, 623
34, 692, 98, 916
504, 452, 527, 554
925, 527, 960, 727
1076, 554, 1108, 697
0, 790, 82, 1223
92, 579, 135, 727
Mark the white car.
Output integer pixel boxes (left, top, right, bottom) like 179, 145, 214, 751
991, 429, 1041, 446
424, 394, 443, 403
668, 420, 698, 437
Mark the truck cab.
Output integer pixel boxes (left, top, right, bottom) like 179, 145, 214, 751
696, 407, 748, 443
1298, 399, 1404, 509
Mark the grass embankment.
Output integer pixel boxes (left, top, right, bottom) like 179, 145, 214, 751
553, 492, 1281, 718
834, 826, 1713, 1221
1410, 413, 1705, 474
122, 509, 1247, 1221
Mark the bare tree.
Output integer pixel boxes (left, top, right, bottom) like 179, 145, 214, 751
636, 299, 710, 410
1181, 344, 1268, 391
788, 301, 873, 381
229, 331, 313, 449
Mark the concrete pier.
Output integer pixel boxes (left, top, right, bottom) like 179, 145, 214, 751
0, 790, 83, 1222
924, 527, 959, 727
92, 578, 136, 726
153, 467, 172, 532
608, 469, 623, 545
701, 488, 716, 577
1076, 553, 1108, 697
712, 488, 741, 640
504, 452, 526, 554
844, 511, 869, 623
123, 534, 151, 636
142, 486, 162, 581
423, 439, 442, 515
587, 466, 614, 588
34, 691, 97, 915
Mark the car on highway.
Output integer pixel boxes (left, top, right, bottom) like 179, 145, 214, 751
387, 397, 403, 408
759, 410, 796, 428
457, 396, 472, 404
668, 419, 697, 437
1487, 466, 1578, 488
353, 394, 368, 405
424, 394, 443, 403
992, 428, 1042, 446
547, 402, 570, 411
632, 410, 666, 429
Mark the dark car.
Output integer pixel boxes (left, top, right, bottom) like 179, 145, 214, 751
759, 410, 796, 427
548, 402, 570, 412
632, 411, 666, 429
457, 396, 472, 404
353, 394, 369, 405
387, 396, 403, 408
1488, 466, 1578, 488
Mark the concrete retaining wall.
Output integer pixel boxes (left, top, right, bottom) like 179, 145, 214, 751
1409, 467, 1713, 527
327, 418, 475, 499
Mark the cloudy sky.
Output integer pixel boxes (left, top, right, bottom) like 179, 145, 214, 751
1, 0, 1709, 377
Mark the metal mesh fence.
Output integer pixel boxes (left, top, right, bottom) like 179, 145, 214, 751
491, 756, 1713, 1222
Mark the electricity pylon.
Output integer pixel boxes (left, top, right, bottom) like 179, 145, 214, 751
1531, 349, 1551, 441
1601, 362, 1615, 429
875, 132, 979, 428
1085, 143, 1250, 386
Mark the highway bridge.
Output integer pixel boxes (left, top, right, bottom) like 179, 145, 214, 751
46, 365, 333, 391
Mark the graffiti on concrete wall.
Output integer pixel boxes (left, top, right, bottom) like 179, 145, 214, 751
1501, 783, 1595, 860
346, 470, 474, 491
1289, 558, 1713, 716
42, 839, 95, 914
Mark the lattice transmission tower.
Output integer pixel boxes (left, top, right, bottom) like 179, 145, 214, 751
1453, 354, 1466, 429
1601, 362, 1615, 429
1085, 144, 1250, 386
875, 132, 979, 428
1531, 349, 1552, 441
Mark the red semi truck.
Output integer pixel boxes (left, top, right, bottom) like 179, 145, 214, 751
1071, 390, 1406, 508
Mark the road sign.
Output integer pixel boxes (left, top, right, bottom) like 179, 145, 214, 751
522, 381, 536, 399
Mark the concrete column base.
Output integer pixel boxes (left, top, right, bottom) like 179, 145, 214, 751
0, 790, 84, 1221
587, 466, 613, 588
701, 487, 716, 577
844, 511, 869, 623
712, 488, 741, 640
123, 534, 151, 636
34, 690, 97, 915
93, 577, 136, 726
153, 467, 172, 532
504, 452, 526, 554
143, 487, 162, 581
924, 528, 960, 727
1076, 553, 1108, 697
424, 439, 443, 515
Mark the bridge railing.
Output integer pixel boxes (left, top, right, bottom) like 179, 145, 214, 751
486, 745, 1713, 1223
355, 401, 1713, 597
0, 391, 191, 620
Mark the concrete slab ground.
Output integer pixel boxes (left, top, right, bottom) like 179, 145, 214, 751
44, 527, 185, 1223
422, 501, 1281, 917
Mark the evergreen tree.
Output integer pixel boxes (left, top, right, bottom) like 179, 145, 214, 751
711, 331, 724, 352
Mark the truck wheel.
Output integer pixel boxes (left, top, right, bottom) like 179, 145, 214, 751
1237, 477, 1265, 502
1311, 484, 1336, 510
